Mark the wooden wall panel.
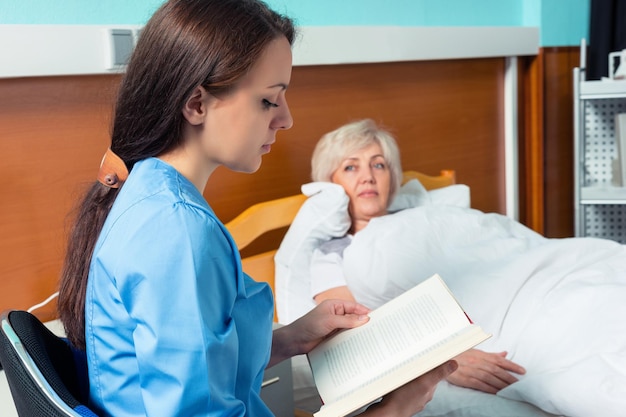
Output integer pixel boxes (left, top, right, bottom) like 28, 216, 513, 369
0, 75, 120, 320
208, 59, 507, 223
517, 52, 545, 234
542, 47, 579, 238
0, 58, 506, 317
518, 47, 579, 238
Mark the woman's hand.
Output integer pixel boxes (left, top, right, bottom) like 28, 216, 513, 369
271, 300, 457, 417
361, 361, 458, 417
269, 299, 370, 367
446, 349, 526, 393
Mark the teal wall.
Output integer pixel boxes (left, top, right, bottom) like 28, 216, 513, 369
1, 1, 165, 25
1, 0, 589, 47
267, 0, 522, 26
540, 0, 589, 47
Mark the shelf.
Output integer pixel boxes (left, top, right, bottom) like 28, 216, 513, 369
580, 79, 626, 99
581, 186, 626, 204
575, 60, 626, 242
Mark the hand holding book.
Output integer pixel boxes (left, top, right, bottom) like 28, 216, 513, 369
308, 274, 491, 417
358, 360, 459, 417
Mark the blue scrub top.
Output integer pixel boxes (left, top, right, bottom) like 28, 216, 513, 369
85, 158, 274, 417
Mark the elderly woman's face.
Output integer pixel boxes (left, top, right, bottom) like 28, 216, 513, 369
331, 143, 391, 233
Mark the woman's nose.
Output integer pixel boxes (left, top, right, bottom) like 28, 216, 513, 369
274, 103, 293, 131
360, 168, 375, 183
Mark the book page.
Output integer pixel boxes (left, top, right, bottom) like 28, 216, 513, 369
308, 274, 473, 403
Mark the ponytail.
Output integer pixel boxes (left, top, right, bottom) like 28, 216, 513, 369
58, 184, 118, 349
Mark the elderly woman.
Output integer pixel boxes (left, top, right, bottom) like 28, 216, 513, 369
308, 118, 525, 395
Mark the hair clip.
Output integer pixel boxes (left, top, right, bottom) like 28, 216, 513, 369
97, 148, 129, 189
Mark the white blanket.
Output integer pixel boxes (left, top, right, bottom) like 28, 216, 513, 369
276, 181, 626, 417
344, 206, 626, 417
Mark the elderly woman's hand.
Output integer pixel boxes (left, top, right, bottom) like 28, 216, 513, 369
446, 349, 526, 393
268, 299, 370, 367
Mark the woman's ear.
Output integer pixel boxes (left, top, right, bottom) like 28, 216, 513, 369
182, 86, 209, 125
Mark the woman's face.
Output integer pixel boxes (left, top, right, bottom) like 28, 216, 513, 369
331, 143, 391, 233
201, 36, 293, 173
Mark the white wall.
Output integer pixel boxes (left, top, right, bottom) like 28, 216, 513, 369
0, 25, 538, 78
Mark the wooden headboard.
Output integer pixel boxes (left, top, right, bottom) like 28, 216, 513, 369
0, 57, 506, 318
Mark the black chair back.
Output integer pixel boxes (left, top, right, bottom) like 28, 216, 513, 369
0, 310, 97, 417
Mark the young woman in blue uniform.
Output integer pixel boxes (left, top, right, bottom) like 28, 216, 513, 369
57, 1, 456, 415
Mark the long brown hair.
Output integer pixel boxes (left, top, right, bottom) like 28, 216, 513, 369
58, 0, 296, 350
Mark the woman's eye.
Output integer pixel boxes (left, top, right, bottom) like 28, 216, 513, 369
373, 162, 386, 169
262, 99, 279, 109
343, 165, 356, 172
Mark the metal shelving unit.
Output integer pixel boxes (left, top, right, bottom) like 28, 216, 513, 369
573, 58, 626, 243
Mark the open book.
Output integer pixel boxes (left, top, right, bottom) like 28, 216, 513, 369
308, 274, 490, 417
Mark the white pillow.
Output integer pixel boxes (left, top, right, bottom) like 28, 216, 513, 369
429, 184, 471, 208
388, 179, 470, 212
274, 179, 471, 324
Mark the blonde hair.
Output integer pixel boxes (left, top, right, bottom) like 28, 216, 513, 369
311, 119, 403, 200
